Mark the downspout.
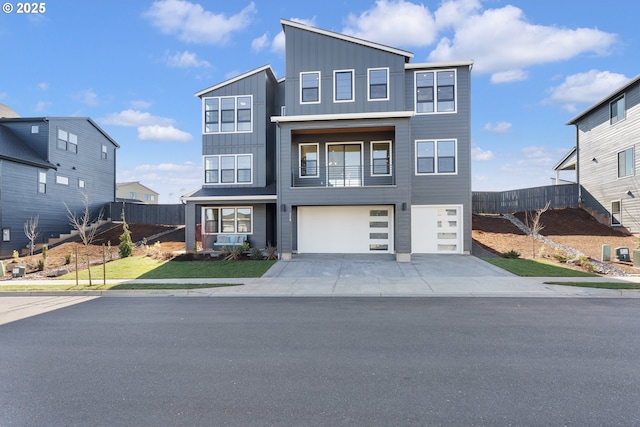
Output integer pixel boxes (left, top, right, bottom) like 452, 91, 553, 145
574, 124, 581, 206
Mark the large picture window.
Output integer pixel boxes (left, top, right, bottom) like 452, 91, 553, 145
203, 207, 253, 234
416, 140, 457, 175
203, 95, 253, 134
204, 154, 252, 184
301, 71, 321, 104
415, 70, 456, 114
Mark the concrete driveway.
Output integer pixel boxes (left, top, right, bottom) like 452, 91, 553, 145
263, 254, 514, 278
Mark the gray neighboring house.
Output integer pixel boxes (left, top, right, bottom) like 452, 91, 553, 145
0, 115, 119, 257
183, 19, 473, 261
558, 73, 640, 231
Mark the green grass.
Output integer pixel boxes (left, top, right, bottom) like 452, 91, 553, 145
56, 256, 277, 280
0, 283, 241, 291
545, 281, 640, 290
482, 257, 598, 277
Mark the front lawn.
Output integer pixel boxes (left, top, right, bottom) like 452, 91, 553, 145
57, 256, 277, 280
483, 258, 598, 277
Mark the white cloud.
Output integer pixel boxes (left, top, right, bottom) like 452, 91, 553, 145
427, 3, 616, 82
134, 162, 196, 172
34, 101, 51, 112
483, 121, 512, 134
252, 33, 269, 52
138, 125, 192, 142
472, 146, 495, 161
130, 100, 152, 110
38, 82, 48, 91
543, 69, 630, 113
490, 69, 528, 84
100, 109, 174, 127
270, 18, 316, 55
143, 0, 256, 44
120, 162, 201, 203
163, 50, 211, 68
73, 88, 99, 107
343, 0, 437, 47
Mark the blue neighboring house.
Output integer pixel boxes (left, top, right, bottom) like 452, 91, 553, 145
183, 19, 473, 261
0, 111, 119, 257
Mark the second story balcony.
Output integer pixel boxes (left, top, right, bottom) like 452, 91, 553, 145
292, 164, 395, 188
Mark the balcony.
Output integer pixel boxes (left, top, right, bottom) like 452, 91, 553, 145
292, 165, 395, 187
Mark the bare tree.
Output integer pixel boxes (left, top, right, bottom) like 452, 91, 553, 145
66, 193, 104, 286
524, 201, 551, 258
23, 215, 41, 257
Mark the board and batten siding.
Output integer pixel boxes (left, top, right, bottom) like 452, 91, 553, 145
576, 80, 640, 231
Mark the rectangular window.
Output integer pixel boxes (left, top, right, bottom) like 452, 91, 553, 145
38, 171, 46, 193
415, 69, 456, 114
334, 70, 354, 102
299, 144, 319, 177
144, 194, 155, 201
129, 192, 137, 199
101, 145, 108, 159
78, 179, 85, 188
371, 141, 391, 175
203, 154, 253, 185
610, 95, 625, 125
31, 125, 39, 134
416, 140, 457, 175
368, 68, 389, 100
68, 133, 78, 153
57, 129, 78, 152
611, 200, 621, 226
618, 147, 634, 178
2, 228, 10, 242
203, 95, 253, 134
56, 175, 69, 185
203, 207, 253, 234
301, 71, 320, 103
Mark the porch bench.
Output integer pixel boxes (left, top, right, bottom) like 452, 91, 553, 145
213, 234, 248, 249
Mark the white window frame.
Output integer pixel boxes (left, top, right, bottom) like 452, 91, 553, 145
38, 170, 46, 194
611, 200, 622, 226
325, 141, 364, 187
31, 125, 39, 134
300, 71, 321, 104
202, 206, 253, 235
617, 146, 634, 178
333, 69, 355, 103
414, 69, 457, 114
56, 175, 69, 186
368, 67, 389, 101
202, 95, 253, 134
203, 154, 253, 185
370, 141, 392, 176
299, 143, 319, 178
610, 95, 625, 125
415, 139, 458, 175
101, 144, 108, 159
57, 128, 78, 152
78, 179, 85, 189
2, 228, 10, 242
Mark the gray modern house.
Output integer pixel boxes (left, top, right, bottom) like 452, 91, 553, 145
557, 73, 640, 232
184, 19, 473, 260
0, 115, 119, 257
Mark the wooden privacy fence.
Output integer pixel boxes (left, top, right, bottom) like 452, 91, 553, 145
473, 184, 579, 214
109, 202, 185, 225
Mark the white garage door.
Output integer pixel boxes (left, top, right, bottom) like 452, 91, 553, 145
411, 205, 462, 254
298, 206, 393, 253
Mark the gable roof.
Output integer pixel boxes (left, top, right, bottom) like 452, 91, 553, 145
195, 65, 277, 98
0, 124, 56, 169
281, 19, 414, 61
566, 73, 640, 125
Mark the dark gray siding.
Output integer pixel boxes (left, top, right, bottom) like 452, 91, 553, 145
406, 65, 472, 252
284, 26, 407, 117
0, 119, 50, 159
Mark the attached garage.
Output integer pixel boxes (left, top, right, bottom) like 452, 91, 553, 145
411, 205, 463, 254
297, 206, 393, 253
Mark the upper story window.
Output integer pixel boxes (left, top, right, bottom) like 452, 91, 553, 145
145, 194, 155, 201
56, 175, 69, 186
129, 192, 137, 200
299, 143, 319, 177
203, 95, 253, 134
334, 70, 354, 102
31, 125, 39, 134
101, 144, 108, 159
415, 70, 456, 114
204, 154, 253, 185
415, 139, 457, 175
38, 170, 46, 194
618, 147, 634, 178
368, 68, 389, 101
57, 129, 78, 153
610, 95, 625, 125
371, 141, 392, 175
301, 71, 321, 104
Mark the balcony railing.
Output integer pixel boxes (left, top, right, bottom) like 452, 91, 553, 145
292, 165, 394, 187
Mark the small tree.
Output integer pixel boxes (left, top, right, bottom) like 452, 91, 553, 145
524, 201, 551, 258
118, 215, 134, 258
23, 215, 40, 256
66, 193, 104, 286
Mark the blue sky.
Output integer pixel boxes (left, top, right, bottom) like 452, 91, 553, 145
1, 0, 638, 203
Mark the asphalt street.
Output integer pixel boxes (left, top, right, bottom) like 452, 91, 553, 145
1, 297, 639, 426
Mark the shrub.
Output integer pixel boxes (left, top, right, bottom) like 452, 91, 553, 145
12, 250, 19, 260
250, 247, 264, 260
241, 241, 250, 253
553, 250, 569, 263
64, 249, 73, 265
502, 249, 520, 259
118, 221, 134, 258
265, 242, 278, 260
41, 244, 48, 261
224, 245, 242, 261
36, 259, 45, 271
